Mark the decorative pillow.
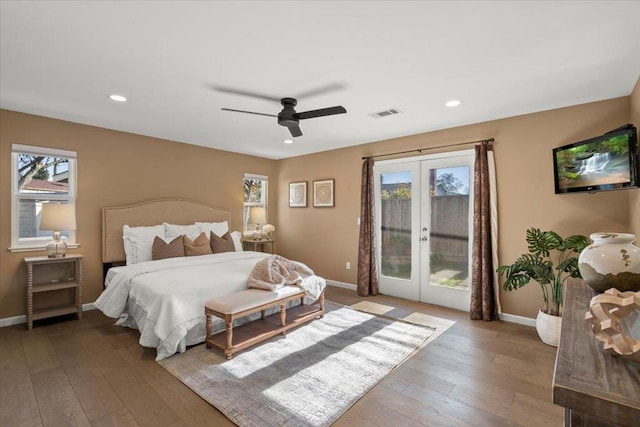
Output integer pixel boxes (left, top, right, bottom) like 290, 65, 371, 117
210, 231, 235, 253
230, 231, 243, 252
152, 235, 185, 260
123, 224, 165, 265
184, 232, 213, 256
196, 221, 229, 238
164, 222, 201, 241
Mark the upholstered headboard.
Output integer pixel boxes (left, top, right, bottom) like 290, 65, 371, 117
102, 198, 231, 264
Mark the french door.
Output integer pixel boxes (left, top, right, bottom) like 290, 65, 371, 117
373, 150, 474, 311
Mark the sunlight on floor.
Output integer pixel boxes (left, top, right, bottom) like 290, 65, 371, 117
403, 311, 456, 328
350, 301, 397, 315
349, 301, 457, 329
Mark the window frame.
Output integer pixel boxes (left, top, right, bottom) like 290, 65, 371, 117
243, 173, 268, 232
10, 144, 78, 252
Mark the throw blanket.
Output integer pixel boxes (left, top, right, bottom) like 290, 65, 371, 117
248, 255, 326, 303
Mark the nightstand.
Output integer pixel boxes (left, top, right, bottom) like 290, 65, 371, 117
242, 238, 275, 254
24, 254, 83, 330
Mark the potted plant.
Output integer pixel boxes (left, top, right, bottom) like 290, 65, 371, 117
497, 227, 590, 346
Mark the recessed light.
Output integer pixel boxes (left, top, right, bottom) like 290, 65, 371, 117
284, 139, 293, 144
109, 94, 127, 102
445, 100, 461, 108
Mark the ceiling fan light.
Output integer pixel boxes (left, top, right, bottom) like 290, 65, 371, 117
109, 94, 127, 102
445, 99, 461, 108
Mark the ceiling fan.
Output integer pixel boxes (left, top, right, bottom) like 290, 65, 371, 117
217, 85, 347, 137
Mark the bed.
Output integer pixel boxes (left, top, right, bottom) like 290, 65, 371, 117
95, 198, 302, 361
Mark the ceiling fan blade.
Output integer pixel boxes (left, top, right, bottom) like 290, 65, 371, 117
297, 106, 347, 120
295, 83, 345, 99
289, 125, 303, 137
221, 108, 277, 118
214, 86, 281, 103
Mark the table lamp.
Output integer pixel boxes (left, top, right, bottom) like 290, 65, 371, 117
248, 206, 266, 239
39, 202, 76, 258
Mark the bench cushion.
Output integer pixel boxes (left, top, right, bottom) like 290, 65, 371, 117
205, 286, 303, 314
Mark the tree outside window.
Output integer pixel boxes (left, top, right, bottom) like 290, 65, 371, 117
11, 145, 77, 249
243, 175, 268, 231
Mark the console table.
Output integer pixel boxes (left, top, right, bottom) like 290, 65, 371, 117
553, 279, 640, 426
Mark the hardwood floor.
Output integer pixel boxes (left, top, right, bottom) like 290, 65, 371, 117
0, 286, 563, 426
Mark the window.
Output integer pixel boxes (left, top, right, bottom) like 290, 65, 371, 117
10, 144, 77, 251
243, 173, 268, 232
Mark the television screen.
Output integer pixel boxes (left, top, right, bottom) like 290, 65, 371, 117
553, 124, 638, 194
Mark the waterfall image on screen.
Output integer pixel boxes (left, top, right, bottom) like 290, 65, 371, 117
555, 134, 631, 191
577, 152, 610, 175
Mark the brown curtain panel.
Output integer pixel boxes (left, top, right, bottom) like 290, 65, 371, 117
357, 158, 379, 296
470, 143, 498, 320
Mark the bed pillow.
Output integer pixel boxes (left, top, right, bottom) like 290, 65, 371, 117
126, 238, 156, 265
196, 221, 229, 238
184, 232, 213, 256
123, 224, 165, 265
164, 222, 201, 241
231, 231, 243, 252
152, 235, 185, 260
210, 231, 235, 253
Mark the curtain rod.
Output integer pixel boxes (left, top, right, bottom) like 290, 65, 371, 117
361, 138, 494, 160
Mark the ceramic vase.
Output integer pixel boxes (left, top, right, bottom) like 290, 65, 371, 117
536, 309, 562, 347
578, 232, 640, 293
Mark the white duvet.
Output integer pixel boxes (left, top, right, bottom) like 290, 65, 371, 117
95, 251, 272, 360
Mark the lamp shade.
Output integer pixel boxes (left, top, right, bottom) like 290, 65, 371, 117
248, 206, 266, 224
40, 203, 77, 231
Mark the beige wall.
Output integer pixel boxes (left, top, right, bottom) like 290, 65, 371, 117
629, 78, 640, 237
277, 97, 631, 318
0, 110, 277, 319
1, 95, 635, 321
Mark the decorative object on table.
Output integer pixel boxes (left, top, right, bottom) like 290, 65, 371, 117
586, 288, 640, 362
248, 206, 266, 239
39, 202, 77, 258
497, 227, 591, 346
262, 223, 275, 238
578, 232, 640, 293
288, 181, 307, 207
313, 178, 334, 207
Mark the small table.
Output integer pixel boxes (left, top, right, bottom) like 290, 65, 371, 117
24, 254, 83, 330
243, 237, 275, 254
553, 279, 640, 426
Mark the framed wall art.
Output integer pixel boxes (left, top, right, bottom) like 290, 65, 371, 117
313, 179, 335, 207
289, 181, 307, 207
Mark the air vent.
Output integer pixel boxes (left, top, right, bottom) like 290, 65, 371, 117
369, 108, 402, 118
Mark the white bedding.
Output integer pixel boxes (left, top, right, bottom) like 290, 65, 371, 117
95, 251, 275, 360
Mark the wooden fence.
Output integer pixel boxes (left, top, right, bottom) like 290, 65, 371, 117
381, 195, 469, 261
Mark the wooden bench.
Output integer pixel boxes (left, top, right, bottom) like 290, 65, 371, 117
204, 286, 325, 359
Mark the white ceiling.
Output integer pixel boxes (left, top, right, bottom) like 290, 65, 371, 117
2, 1, 640, 160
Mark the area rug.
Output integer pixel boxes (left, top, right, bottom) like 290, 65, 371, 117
158, 301, 436, 427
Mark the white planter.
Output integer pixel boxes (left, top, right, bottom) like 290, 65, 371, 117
536, 309, 562, 347
578, 232, 640, 293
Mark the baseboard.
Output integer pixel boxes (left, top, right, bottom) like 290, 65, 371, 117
326, 280, 357, 291
0, 302, 96, 328
0, 296, 535, 329
500, 312, 536, 327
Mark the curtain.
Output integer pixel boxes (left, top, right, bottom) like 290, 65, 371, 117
357, 158, 379, 296
470, 143, 501, 320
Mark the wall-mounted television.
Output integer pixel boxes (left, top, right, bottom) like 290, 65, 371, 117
553, 124, 638, 194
